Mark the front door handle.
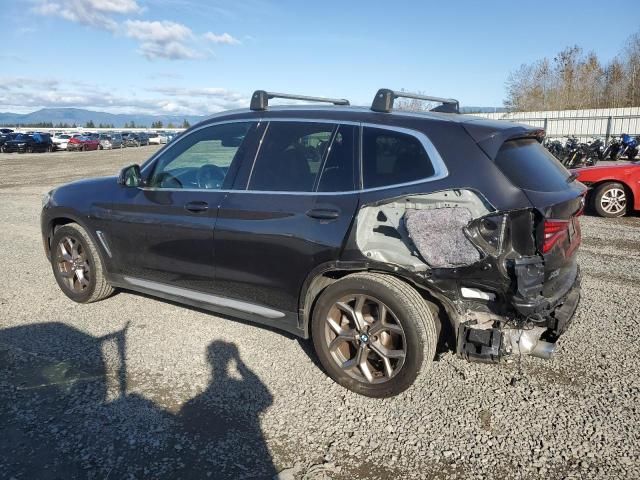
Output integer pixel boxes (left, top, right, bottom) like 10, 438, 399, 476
306, 208, 340, 220
185, 201, 209, 213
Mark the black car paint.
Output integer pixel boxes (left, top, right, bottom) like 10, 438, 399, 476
42, 106, 584, 341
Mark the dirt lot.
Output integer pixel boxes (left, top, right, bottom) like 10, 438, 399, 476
1, 147, 639, 479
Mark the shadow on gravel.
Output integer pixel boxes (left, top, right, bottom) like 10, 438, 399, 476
0, 322, 276, 479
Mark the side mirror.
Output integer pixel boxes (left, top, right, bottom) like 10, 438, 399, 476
118, 164, 142, 187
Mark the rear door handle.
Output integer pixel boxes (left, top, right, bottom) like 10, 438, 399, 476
185, 201, 209, 213
306, 208, 340, 220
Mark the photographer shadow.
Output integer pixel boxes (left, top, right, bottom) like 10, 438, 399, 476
0, 323, 276, 479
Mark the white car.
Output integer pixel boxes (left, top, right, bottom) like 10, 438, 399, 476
52, 134, 72, 151
148, 132, 167, 145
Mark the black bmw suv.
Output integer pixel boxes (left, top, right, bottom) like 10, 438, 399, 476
41, 89, 585, 397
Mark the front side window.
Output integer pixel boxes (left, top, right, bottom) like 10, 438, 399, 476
362, 127, 435, 189
248, 121, 355, 192
149, 122, 253, 190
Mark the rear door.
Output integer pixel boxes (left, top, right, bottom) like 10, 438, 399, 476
494, 138, 586, 296
212, 120, 360, 316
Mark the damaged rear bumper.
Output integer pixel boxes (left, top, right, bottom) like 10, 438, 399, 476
456, 270, 580, 363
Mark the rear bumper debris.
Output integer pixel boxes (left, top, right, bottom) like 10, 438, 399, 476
457, 271, 580, 363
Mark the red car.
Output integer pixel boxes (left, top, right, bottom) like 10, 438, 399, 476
67, 135, 100, 152
573, 162, 640, 217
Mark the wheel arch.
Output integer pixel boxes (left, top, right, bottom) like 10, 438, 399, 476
44, 214, 108, 269
298, 264, 454, 341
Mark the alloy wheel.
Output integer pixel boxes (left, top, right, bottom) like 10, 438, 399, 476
600, 187, 626, 215
324, 294, 406, 384
55, 236, 91, 293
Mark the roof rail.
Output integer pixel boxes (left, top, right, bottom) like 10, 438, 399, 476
371, 88, 459, 114
250, 90, 350, 111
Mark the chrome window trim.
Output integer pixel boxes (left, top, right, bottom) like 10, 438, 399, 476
140, 117, 449, 196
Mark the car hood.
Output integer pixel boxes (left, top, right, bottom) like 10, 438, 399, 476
55, 176, 116, 193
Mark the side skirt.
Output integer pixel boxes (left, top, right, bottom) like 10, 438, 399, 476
108, 274, 305, 338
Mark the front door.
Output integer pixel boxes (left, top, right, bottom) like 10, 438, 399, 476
105, 121, 260, 292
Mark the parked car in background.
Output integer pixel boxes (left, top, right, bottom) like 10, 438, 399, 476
0, 128, 14, 134
3, 133, 53, 153
165, 132, 180, 143
572, 162, 640, 217
149, 132, 168, 144
99, 133, 123, 150
67, 135, 100, 152
124, 133, 149, 147
52, 134, 72, 151
0, 132, 18, 151
123, 133, 139, 147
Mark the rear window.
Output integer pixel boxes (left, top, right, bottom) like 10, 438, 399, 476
495, 139, 570, 192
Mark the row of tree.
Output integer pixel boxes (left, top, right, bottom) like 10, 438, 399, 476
505, 30, 640, 111
1, 120, 192, 129
124, 120, 191, 129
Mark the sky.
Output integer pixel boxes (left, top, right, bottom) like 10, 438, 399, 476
0, 0, 638, 116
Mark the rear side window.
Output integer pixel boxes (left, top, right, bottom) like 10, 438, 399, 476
496, 139, 570, 192
362, 127, 435, 189
249, 122, 355, 192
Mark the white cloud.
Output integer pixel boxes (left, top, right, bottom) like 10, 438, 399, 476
0, 76, 248, 115
29, 1, 240, 61
124, 19, 192, 43
31, 0, 141, 30
202, 32, 240, 45
124, 20, 197, 60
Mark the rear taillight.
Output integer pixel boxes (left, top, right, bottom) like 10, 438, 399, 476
542, 219, 569, 253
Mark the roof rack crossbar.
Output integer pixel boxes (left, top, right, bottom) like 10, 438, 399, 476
371, 88, 459, 114
250, 90, 350, 111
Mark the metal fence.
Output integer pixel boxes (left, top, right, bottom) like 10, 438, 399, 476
470, 107, 640, 142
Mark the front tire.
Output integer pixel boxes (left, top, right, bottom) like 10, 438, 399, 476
311, 273, 438, 398
50, 223, 114, 303
592, 182, 628, 218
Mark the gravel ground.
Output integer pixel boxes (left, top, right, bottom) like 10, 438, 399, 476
0, 147, 639, 479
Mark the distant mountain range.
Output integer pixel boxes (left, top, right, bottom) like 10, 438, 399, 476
0, 106, 507, 128
0, 108, 206, 128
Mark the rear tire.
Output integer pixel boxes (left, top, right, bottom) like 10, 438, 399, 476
311, 272, 438, 398
592, 182, 628, 218
50, 223, 114, 303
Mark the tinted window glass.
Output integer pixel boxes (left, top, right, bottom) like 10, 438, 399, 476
495, 139, 570, 192
362, 127, 435, 188
317, 125, 357, 192
249, 122, 337, 192
150, 122, 253, 190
